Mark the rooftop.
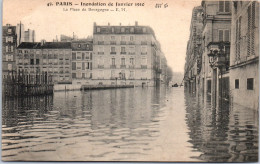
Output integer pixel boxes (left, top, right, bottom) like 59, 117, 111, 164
18, 42, 72, 49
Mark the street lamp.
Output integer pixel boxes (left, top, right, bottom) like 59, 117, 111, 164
207, 42, 229, 107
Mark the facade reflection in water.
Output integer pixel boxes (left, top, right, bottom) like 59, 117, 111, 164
2, 87, 258, 162
184, 90, 258, 162
2, 87, 167, 161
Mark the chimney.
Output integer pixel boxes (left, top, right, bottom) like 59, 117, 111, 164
41, 39, 46, 46
108, 22, 110, 26
135, 21, 138, 26
119, 23, 121, 26
94, 22, 97, 27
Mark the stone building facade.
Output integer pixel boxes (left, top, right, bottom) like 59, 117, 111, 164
184, 6, 203, 95
92, 22, 166, 87
200, 0, 231, 107
71, 41, 93, 85
2, 24, 17, 76
17, 42, 72, 84
229, 1, 259, 110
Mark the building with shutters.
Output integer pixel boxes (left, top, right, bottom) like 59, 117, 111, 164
71, 41, 93, 85
184, 6, 203, 95
229, 1, 259, 110
92, 22, 167, 87
16, 41, 72, 84
199, 1, 231, 107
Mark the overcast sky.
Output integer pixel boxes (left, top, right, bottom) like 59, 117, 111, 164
3, 0, 201, 73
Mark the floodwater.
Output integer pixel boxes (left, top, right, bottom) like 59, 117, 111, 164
2, 87, 258, 162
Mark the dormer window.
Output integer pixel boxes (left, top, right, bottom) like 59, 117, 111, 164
121, 28, 125, 32
78, 44, 81, 48
130, 27, 134, 33
97, 27, 100, 33
142, 27, 147, 33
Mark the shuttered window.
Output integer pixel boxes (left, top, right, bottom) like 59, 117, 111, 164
219, 30, 224, 41
224, 30, 229, 41
72, 62, 76, 70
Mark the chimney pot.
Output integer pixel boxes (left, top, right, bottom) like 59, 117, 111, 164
135, 21, 138, 26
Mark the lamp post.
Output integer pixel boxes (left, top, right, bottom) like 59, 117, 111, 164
207, 42, 227, 108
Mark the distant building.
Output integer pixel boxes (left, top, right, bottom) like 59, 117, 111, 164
229, 1, 259, 110
92, 22, 166, 87
24, 29, 35, 42
71, 41, 93, 85
184, 6, 203, 94
17, 41, 72, 84
16, 22, 35, 45
2, 24, 17, 76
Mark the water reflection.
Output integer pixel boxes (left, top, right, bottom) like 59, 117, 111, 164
2, 87, 168, 161
2, 87, 258, 162
184, 91, 258, 162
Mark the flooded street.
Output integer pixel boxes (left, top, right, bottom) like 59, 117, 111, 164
2, 87, 258, 162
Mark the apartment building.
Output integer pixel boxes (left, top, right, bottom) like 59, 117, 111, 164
71, 41, 93, 85
200, 1, 231, 107
2, 24, 17, 76
17, 41, 72, 84
229, 1, 259, 110
92, 22, 165, 87
184, 6, 203, 94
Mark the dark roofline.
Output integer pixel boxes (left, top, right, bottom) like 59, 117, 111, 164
17, 42, 72, 49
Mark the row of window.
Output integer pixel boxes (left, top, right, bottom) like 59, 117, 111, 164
72, 72, 92, 79
18, 50, 70, 54
96, 70, 147, 79
97, 46, 148, 53
72, 52, 92, 60
72, 62, 92, 70
235, 78, 254, 90
97, 57, 147, 65
96, 27, 147, 33
18, 59, 70, 65
97, 35, 137, 41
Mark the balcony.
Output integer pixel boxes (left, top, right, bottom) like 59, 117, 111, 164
98, 52, 104, 55
141, 52, 147, 55
98, 65, 104, 69
120, 65, 126, 68
98, 41, 104, 45
110, 41, 116, 45
129, 77, 135, 80
110, 52, 116, 55
141, 78, 147, 80
129, 65, 135, 69
120, 41, 126, 45
141, 65, 147, 69
129, 52, 135, 55
120, 52, 127, 55
110, 65, 116, 69
110, 77, 116, 80
141, 41, 147, 45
